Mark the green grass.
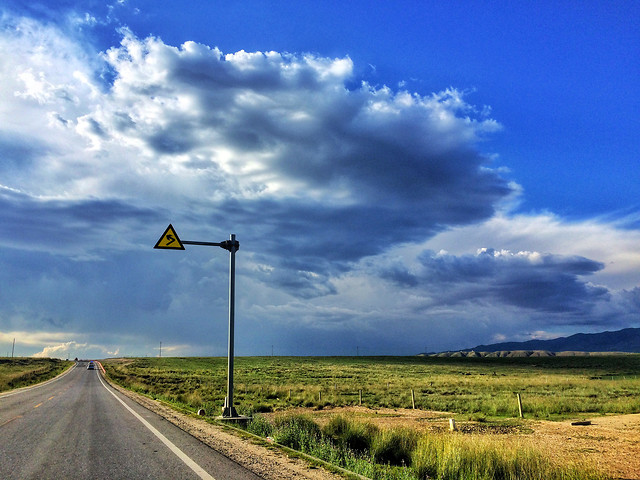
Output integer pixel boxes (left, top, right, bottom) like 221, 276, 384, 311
102, 356, 626, 480
103, 355, 640, 419
0, 357, 72, 392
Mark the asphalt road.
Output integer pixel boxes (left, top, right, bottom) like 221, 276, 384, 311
0, 363, 263, 480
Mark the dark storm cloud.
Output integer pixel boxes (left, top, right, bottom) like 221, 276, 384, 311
377, 248, 609, 314
0, 247, 173, 333
620, 287, 640, 311
0, 187, 159, 252
208, 197, 453, 297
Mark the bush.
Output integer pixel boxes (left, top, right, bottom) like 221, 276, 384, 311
246, 414, 273, 437
322, 415, 378, 453
272, 414, 322, 451
322, 415, 350, 438
371, 428, 418, 466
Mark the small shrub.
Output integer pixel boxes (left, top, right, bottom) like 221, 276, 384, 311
272, 414, 322, 451
322, 415, 378, 453
371, 428, 418, 466
247, 414, 273, 437
323, 415, 350, 439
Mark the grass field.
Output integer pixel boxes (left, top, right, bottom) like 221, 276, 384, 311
103, 355, 640, 420
0, 357, 72, 392
104, 355, 639, 479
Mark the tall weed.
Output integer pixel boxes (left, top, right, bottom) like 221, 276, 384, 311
411, 434, 608, 480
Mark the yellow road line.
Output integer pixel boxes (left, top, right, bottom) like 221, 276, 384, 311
0, 415, 23, 427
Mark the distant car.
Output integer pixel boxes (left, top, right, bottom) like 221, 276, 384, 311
87, 362, 95, 370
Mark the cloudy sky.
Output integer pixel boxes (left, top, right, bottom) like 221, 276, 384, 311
1, 1, 638, 359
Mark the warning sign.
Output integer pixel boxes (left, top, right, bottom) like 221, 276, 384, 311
154, 224, 185, 250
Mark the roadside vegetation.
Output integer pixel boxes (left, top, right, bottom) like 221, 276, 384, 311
0, 357, 72, 392
102, 355, 637, 479
245, 413, 608, 480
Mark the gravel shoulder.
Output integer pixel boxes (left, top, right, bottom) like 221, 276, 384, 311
104, 377, 344, 480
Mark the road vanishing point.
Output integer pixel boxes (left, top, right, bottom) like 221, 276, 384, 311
0, 362, 262, 480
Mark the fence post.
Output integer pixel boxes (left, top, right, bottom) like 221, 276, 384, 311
517, 393, 524, 418
411, 389, 416, 409
359, 389, 362, 406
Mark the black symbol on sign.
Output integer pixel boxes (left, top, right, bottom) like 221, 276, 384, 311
166, 235, 175, 245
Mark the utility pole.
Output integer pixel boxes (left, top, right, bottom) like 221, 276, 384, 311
12, 338, 15, 358
159, 341, 162, 358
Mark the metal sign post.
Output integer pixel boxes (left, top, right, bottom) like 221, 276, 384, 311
222, 234, 238, 417
154, 225, 240, 418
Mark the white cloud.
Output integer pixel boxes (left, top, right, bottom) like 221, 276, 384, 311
422, 212, 640, 290
32, 341, 85, 358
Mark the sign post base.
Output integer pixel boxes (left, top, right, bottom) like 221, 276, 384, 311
221, 396, 238, 418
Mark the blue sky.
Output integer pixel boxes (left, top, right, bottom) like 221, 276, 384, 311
0, 0, 638, 359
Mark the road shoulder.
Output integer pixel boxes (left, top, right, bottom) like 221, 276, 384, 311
100, 375, 344, 480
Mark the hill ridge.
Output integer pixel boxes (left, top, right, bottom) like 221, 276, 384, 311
428, 327, 640, 356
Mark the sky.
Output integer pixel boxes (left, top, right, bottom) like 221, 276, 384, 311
0, 0, 638, 359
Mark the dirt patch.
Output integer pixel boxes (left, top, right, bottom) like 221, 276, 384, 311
531, 414, 640, 480
105, 380, 343, 480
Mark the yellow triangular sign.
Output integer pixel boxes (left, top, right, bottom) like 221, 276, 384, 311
154, 224, 185, 250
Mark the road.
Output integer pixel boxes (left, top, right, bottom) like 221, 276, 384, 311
0, 362, 263, 480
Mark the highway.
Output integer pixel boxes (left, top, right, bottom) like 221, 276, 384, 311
0, 362, 262, 480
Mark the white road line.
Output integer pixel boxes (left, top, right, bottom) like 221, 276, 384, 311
97, 373, 215, 480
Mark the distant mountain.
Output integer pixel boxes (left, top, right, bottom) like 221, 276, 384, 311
464, 327, 640, 354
